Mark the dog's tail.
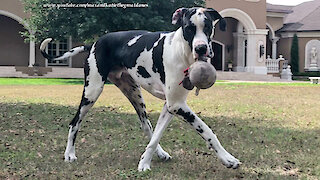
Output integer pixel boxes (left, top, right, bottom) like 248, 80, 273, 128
40, 38, 92, 60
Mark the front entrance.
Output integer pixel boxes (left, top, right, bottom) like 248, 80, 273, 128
211, 41, 224, 71
0, 15, 29, 66
214, 8, 268, 74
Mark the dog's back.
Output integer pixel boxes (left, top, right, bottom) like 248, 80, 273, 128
93, 30, 169, 81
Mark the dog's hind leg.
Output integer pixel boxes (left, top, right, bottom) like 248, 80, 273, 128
108, 69, 171, 161
64, 45, 105, 162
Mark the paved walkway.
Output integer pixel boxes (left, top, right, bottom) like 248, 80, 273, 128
0, 66, 83, 78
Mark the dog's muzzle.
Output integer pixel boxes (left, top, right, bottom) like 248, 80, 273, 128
194, 41, 209, 60
195, 44, 207, 57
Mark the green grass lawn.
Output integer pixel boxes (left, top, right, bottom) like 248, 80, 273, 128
0, 78, 84, 85
0, 78, 319, 179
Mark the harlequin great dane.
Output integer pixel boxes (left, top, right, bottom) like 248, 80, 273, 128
40, 7, 240, 171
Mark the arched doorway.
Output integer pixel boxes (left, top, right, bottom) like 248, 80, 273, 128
213, 17, 247, 72
218, 8, 268, 74
0, 10, 35, 67
219, 9, 256, 72
211, 40, 225, 70
0, 15, 29, 66
266, 23, 279, 60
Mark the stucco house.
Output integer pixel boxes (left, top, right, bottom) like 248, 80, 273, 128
0, 0, 85, 71
208, 0, 320, 74
1, 0, 320, 76
270, 1, 320, 72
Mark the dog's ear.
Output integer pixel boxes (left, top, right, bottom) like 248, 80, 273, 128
172, 8, 187, 26
206, 8, 226, 31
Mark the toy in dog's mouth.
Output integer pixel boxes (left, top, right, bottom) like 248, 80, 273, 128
182, 56, 217, 96
195, 55, 212, 63
195, 56, 210, 62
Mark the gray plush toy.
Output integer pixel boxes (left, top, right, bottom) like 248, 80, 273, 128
182, 58, 217, 96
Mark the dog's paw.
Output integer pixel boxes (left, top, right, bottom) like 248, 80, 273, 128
138, 162, 151, 172
219, 153, 240, 169
138, 150, 153, 171
156, 149, 172, 161
64, 153, 77, 162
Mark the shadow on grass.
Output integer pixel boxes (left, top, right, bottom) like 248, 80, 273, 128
61, 79, 84, 85
0, 102, 319, 179
59, 79, 112, 85
0, 78, 115, 85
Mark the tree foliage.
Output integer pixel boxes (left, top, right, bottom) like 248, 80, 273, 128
290, 34, 300, 73
22, 0, 204, 43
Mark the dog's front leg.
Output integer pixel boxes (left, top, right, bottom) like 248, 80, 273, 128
169, 102, 240, 169
138, 103, 174, 171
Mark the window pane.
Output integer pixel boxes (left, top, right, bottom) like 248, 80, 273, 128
48, 39, 69, 66
48, 42, 56, 56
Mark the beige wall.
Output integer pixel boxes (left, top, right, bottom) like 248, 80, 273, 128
214, 18, 238, 65
0, 0, 32, 67
278, 38, 291, 63
0, 0, 29, 19
34, 45, 45, 67
0, 0, 87, 68
71, 42, 88, 68
298, 37, 320, 72
0, 15, 29, 66
73, 54, 88, 68
278, 37, 320, 72
267, 16, 284, 32
206, 0, 266, 29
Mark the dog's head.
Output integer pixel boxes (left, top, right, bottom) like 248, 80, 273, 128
172, 7, 226, 60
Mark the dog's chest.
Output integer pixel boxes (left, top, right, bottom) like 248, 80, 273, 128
125, 33, 174, 99
127, 50, 166, 99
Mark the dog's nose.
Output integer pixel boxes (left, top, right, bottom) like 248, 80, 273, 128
195, 44, 207, 57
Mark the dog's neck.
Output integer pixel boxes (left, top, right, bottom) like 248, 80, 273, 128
171, 28, 195, 68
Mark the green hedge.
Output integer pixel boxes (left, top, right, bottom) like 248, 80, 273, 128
293, 72, 320, 77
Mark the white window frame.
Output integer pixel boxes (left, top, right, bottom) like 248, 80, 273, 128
45, 36, 72, 67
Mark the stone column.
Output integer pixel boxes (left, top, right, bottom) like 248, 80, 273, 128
68, 36, 73, 68
28, 40, 35, 67
233, 32, 247, 72
245, 29, 269, 75
272, 37, 280, 60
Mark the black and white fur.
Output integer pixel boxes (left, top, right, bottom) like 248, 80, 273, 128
40, 7, 240, 171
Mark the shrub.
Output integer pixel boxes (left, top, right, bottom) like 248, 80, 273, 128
290, 34, 300, 73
